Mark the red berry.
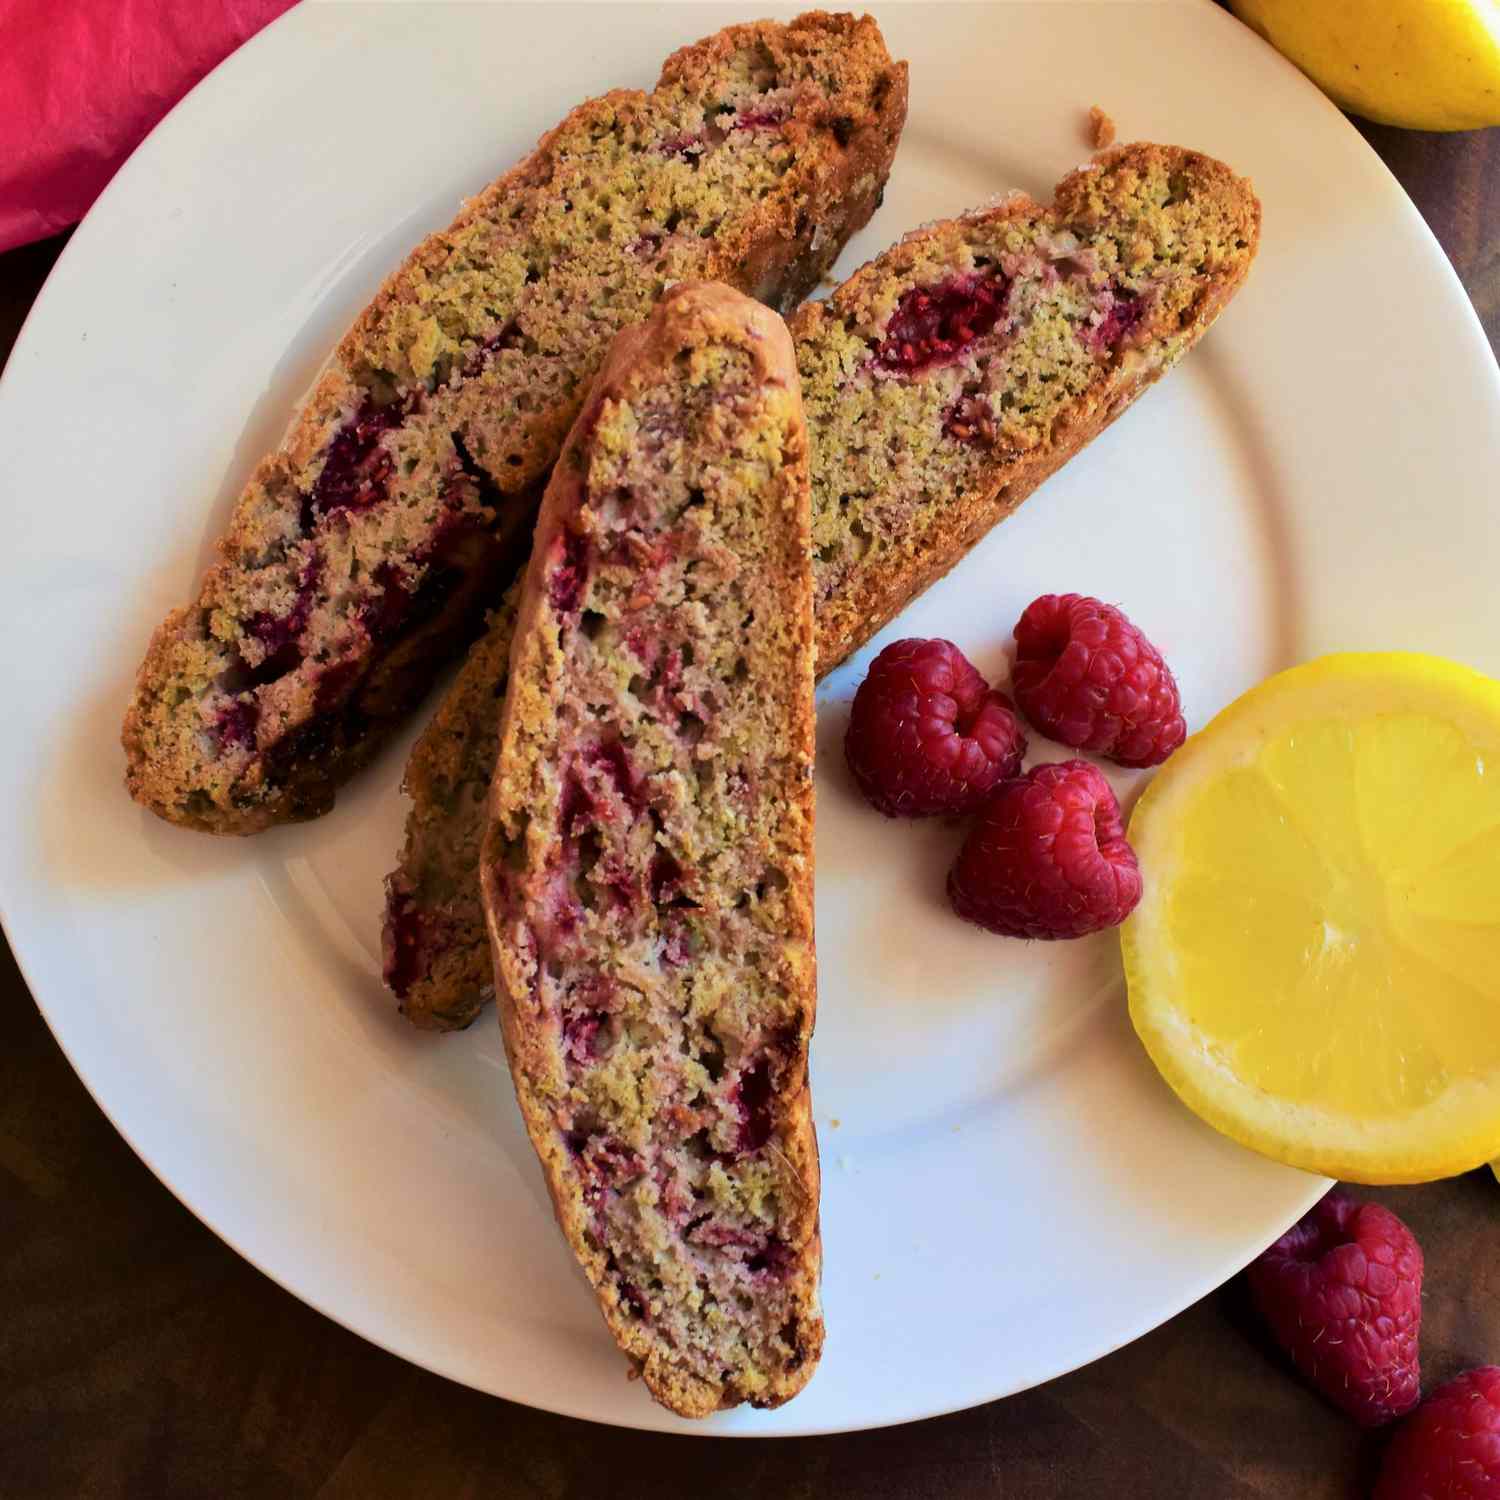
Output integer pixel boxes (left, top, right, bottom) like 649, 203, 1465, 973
845, 638, 1027, 818
1011, 593, 1186, 767
947, 760, 1140, 938
1375, 1365, 1500, 1500
1247, 1192, 1423, 1429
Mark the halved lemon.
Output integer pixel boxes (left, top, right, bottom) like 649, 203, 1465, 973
1122, 653, 1500, 1185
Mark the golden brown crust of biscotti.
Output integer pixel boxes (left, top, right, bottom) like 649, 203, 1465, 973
123, 11, 906, 836
481, 283, 820, 1417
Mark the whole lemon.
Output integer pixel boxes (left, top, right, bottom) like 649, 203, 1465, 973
1230, 0, 1500, 130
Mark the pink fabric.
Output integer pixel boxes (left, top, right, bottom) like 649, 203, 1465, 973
0, 0, 299, 253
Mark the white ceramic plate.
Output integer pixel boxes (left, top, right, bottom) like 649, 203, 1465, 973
3, 0, 1497, 1436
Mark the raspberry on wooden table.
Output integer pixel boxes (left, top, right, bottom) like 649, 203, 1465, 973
1247, 1192, 1423, 1428
1375, 1365, 1500, 1500
844, 638, 1027, 817
947, 760, 1140, 938
1011, 593, 1186, 767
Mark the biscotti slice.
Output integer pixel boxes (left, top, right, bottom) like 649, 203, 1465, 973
383, 585, 522, 1030
122, 12, 906, 834
481, 283, 820, 1416
386, 142, 1258, 1030
797, 142, 1260, 673
382, 586, 523, 1028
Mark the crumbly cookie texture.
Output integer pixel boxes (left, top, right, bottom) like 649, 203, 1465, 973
387, 142, 1260, 1031
482, 283, 820, 1418
122, 11, 906, 834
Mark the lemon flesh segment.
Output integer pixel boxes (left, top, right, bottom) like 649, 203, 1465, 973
1230, 0, 1500, 131
1123, 653, 1500, 1185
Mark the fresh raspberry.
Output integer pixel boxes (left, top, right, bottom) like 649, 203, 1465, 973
1011, 593, 1186, 767
1375, 1365, 1500, 1500
1247, 1192, 1423, 1428
844, 638, 1027, 817
947, 760, 1140, 938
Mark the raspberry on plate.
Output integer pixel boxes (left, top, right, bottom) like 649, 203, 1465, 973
947, 760, 1140, 938
1011, 593, 1186, 767
1375, 1365, 1500, 1500
1247, 1192, 1422, 1428
845, 638, 1026, 817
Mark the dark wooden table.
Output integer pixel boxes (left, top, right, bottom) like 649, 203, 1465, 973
4, 114, 1498, 1499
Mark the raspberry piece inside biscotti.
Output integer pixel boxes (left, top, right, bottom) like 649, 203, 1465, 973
483, 287, 821, 1416
870, 270, 1009, 375
297, 394, 414, 533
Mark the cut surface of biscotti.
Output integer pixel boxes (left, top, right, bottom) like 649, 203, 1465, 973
387, 142, 1259, 1030
481, 283, 820, 1417
122, 12, 906, 834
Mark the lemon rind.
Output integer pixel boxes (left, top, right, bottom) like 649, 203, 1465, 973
1123, 652, 1500, 1185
